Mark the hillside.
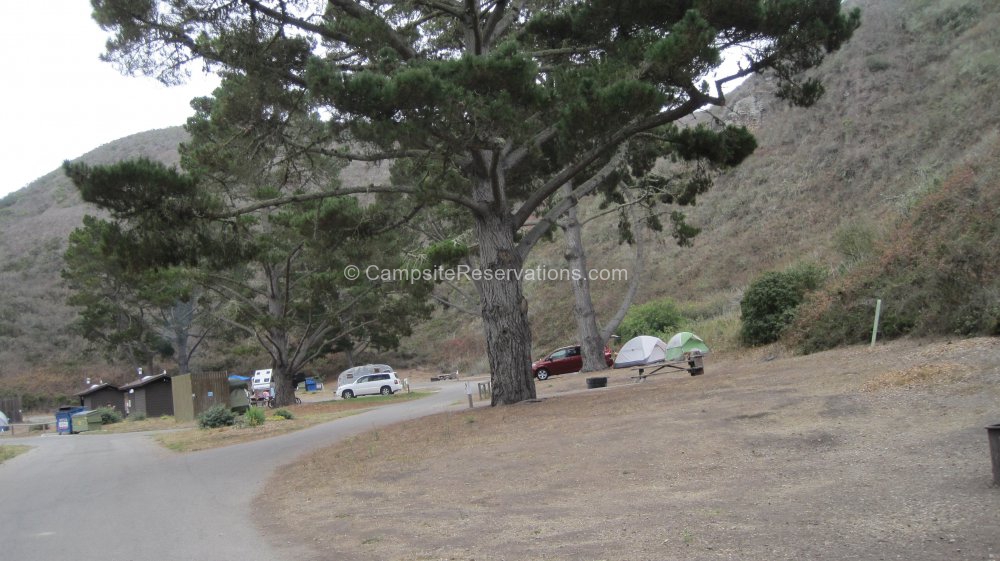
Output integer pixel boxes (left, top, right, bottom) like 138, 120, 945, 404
400, 0, 1000, 368
0, 127, 189, 390
2, 0, 998, 394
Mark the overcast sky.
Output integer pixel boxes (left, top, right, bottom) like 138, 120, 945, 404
0, 2, 219, 198
1, 3, 750, 201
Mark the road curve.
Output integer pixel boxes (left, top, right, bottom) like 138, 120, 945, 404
0, 382, 469, 561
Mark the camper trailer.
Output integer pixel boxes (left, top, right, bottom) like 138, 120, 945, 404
251, 369, 273, 392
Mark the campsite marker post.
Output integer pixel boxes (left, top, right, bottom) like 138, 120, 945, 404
870, 299, 882, 348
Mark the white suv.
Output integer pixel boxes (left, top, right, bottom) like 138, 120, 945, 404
337, 372, 403, 399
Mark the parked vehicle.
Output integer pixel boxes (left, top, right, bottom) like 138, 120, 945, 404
0, 410, 8, 432
532, 345, 613, 380
247, 368, 302, 407
251, 369, 273, 392
336, 364, 394, 388
337, 371, 403, 399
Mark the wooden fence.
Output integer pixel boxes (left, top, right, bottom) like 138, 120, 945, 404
0, 396, 24, 423
192, 371, 231, 414
172, 371, 236, 422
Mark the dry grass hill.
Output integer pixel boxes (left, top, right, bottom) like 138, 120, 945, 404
402, 0, 1000, 369
1, 0, 998, 400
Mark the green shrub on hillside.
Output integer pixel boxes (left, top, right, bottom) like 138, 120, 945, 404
617, 298, 686, 342
791, 149, 1000, 352
740, 263, 827, 346
833, 220, 878, 267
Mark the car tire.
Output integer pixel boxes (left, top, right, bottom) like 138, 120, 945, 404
536, 369, 549, 381
380, 386, 393, 396
342, 389, 354, 399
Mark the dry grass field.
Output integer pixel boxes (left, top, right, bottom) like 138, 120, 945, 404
0, 444, 31, 464
258, 337, 1000, 561
153, 391, 430, 452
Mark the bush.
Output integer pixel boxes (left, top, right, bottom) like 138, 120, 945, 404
618, 298, 686, 341
793, 153, 1000, 351
198, 404, 236, 429
130, 411, 147, 422
833, 220, 877, 266
95, 407, 123, 425
741, 263, 827, 346
244, 407, 266, 427
272, 408, 295, 420
865, 56, 891, 73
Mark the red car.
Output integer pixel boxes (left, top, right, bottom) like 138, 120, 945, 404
532, 345, 613, 380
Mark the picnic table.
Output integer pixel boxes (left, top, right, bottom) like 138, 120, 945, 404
631, 351, 705, 382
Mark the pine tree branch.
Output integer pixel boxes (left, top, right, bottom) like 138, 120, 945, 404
410, 0, 465, 19
578, 191, 654, 228
484, 0, 524, 42
465, 0, 484, 54
327, 0, 419, 60
515, 145, 625, 258
511, 95, 704, 230
242, 0, 352, 44
370, 204, 426, 236
481, 0, 509, 46
430, 292, 480, 317
206, 184, 489, 218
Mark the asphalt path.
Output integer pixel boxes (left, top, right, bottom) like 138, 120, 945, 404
0, 381, 469, 561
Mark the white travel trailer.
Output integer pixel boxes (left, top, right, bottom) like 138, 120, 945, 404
251, 369, 274, 392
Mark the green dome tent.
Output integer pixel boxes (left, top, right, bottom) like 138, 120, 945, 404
664, 332, 710, 361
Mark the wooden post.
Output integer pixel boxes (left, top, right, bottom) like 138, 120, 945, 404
478, 382, 491, 400
465, 383, 474, 408
870, 298, 882, 348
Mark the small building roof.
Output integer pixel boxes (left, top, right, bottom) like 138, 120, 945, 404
75, 382, 121, 397
119, 374, 171, 391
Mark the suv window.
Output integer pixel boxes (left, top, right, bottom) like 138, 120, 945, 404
549, 349, 568, 360
373, 374, 390, 381
355, 376, 369, 384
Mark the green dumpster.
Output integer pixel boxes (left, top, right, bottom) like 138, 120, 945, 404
70, 410, 104, 433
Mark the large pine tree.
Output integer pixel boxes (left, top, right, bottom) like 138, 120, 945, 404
88, 0, 859, 404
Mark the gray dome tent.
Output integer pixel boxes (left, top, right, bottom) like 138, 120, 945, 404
613, 336, 669, 368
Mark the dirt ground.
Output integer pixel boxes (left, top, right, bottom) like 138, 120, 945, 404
257, 337, 1000, 561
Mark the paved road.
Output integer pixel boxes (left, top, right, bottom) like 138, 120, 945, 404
0, 382, 468, 561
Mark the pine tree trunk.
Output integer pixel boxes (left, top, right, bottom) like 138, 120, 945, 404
264, 263, 296, 407
266, 328, 297, 407
170, 299, 193, 374
599, 195, 644, 346
559, 184, 609, 372
473, 191, 536, 406
272, 361, 296, 407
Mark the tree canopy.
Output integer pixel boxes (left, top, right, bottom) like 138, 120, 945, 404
65, 69, 433, 405
88, 0, 860, 404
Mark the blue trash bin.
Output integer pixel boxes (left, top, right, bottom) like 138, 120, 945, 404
304, 377, 317, 392
55, 406, 86, 435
